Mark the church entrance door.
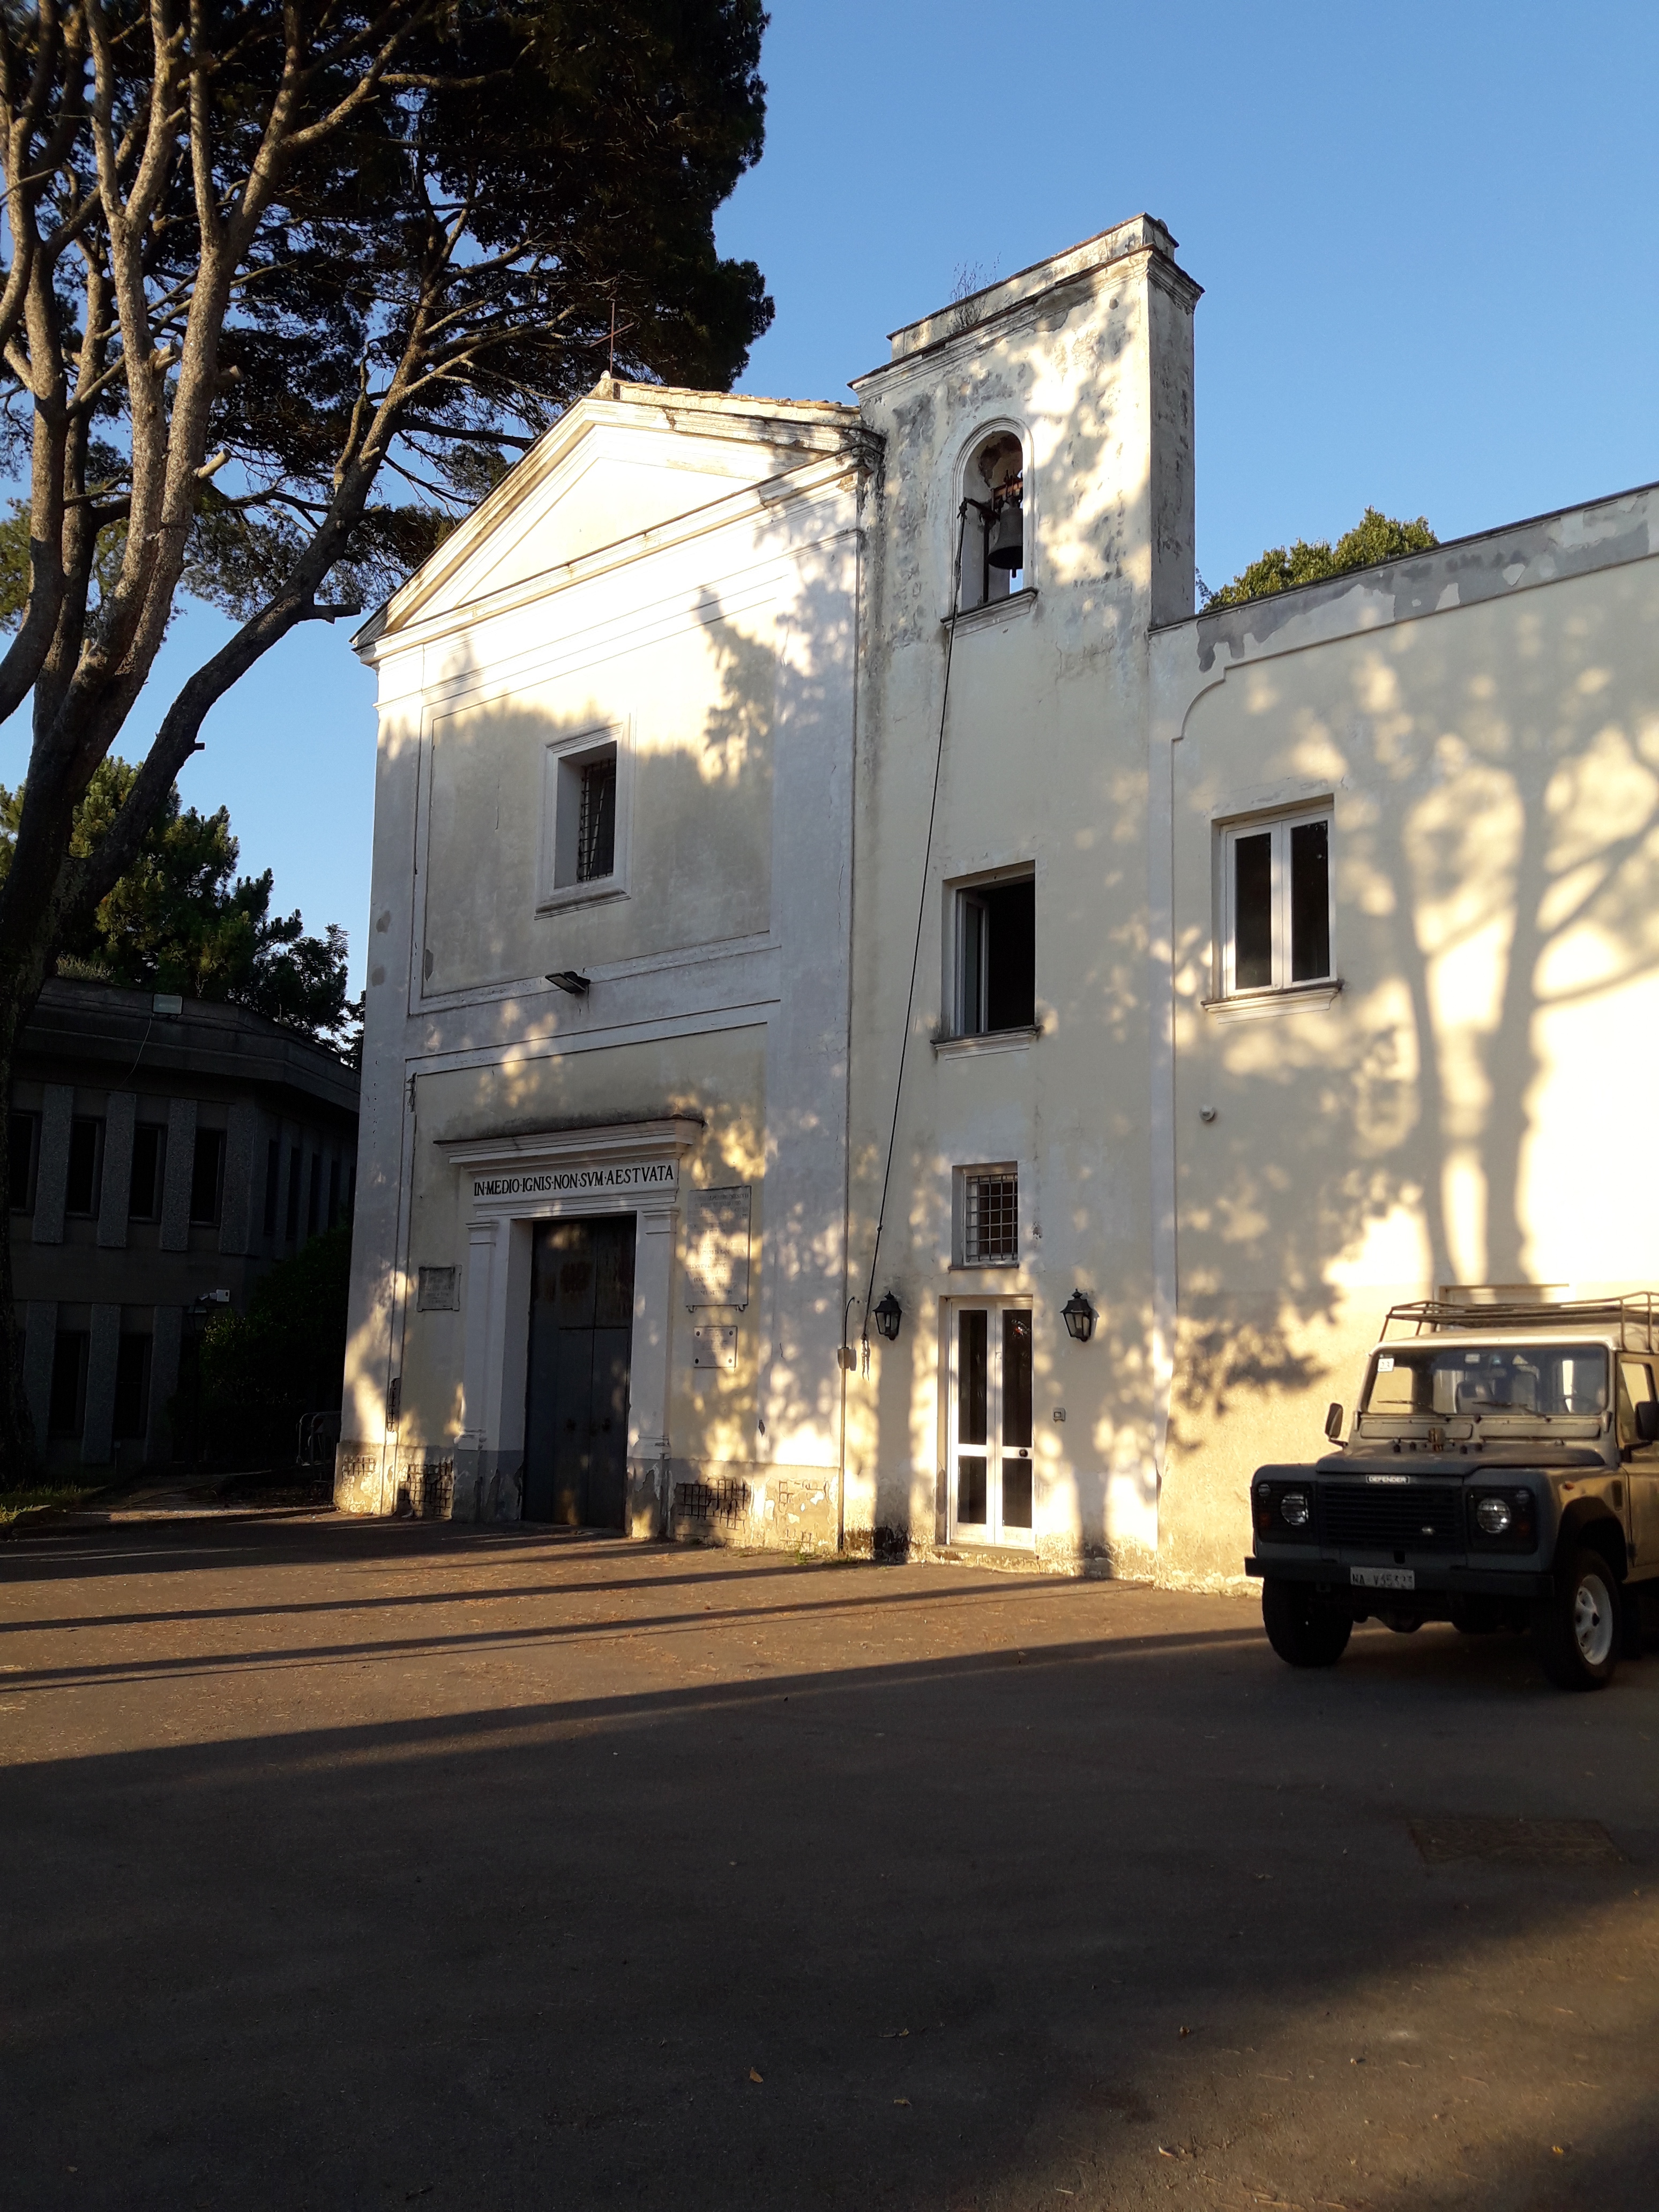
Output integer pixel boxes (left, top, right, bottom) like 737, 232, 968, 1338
522, 1215, 635, 1528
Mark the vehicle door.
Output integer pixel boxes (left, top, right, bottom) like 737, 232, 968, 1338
1615, 1357, 1659, 1575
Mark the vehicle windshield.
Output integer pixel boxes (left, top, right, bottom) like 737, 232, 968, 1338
1361, 1343, 1608, 1420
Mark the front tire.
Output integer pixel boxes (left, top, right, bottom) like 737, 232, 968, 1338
1533, 1547, 1620, 1692
1262, 1578, 1352, 1668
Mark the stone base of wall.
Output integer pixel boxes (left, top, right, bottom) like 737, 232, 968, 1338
333, 1443, 671, 1537
843, 1522, 1157, 1581
333, 1441, 385, 1514
666, 1460, 839, 1554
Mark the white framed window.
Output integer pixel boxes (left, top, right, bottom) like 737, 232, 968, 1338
956, 1165, 1019, 1267
538, 722, 631, 912
955, 425, 1028, 613
950, 869, 1035, 1037
1220, 806, 1333, 997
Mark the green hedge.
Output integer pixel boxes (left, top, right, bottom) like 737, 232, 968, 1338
191, 1225, 352, 1466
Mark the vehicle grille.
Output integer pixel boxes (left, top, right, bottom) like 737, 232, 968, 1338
1320, 1481, 1463, 1552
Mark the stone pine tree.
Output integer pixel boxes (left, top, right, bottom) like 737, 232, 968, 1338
0, 1, 773, 1477
1202, 509, 1438, 609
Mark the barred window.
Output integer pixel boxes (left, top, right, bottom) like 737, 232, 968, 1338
577, 754, 617, 882
963, 1171, 1018, 1266
542, 729, 625, 906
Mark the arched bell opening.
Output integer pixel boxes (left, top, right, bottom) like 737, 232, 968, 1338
956, 429, 1026, 612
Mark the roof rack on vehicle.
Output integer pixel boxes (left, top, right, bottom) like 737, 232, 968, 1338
1380, 1294, 1659, 1352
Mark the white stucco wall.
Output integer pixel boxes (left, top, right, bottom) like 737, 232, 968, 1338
337, 387, 868, 1526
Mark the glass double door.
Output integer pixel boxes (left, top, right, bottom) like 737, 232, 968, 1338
951, 1306, 1034, 1545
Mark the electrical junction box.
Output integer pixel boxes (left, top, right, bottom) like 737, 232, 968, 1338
692, 1325, 737, 1372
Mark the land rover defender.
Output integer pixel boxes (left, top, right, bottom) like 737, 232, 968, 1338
1247, 1297, 1659, 1690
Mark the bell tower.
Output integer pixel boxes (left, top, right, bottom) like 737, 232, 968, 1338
851, 213, 1199, 636
840, 215, 1202, 1570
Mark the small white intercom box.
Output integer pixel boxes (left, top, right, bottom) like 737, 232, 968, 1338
692, 1325, 737, 1371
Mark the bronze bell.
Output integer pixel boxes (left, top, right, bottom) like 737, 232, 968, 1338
987, 495, 1023, 571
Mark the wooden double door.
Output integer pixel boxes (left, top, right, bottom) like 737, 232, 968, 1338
523, 1215, 635, 1528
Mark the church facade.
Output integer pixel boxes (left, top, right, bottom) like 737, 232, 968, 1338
337, 213, 1659, 1587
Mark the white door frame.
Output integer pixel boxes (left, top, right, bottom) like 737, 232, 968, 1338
944, 1294, 1035, 1549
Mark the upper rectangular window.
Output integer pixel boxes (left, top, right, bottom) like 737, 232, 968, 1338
190, 1126, 225, 1225
577, 755, 616, 881
65, 1116, 103, 1217
539, 724, 629, 911
1221, 808, 1332, 996
263, 1137, 281, 1237
954, 875, 1035, 1037
129, 1123, 166, 1222
8, 1110, 38, 1213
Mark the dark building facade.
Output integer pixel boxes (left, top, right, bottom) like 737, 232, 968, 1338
8, 980, 359, 1470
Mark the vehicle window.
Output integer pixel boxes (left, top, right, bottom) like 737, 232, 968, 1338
1362, 1344, 1607, 1420
1616, 1359, 1655, 1445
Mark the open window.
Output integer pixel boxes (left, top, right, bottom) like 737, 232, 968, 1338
953, 872, 1035, 1036
1220, 806, 1332, 997
956, 429, 1026, 612
539, 724, 629, 910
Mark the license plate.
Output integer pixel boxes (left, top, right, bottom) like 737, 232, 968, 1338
1351, 1566, 1415, 1591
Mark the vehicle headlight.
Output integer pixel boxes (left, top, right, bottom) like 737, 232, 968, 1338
1475, 1495, 1512, 1536
1279, 1490, 1310, 1528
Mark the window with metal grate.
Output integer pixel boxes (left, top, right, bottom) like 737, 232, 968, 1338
964, 1172, 1018, 1265
577, 754, 616, 881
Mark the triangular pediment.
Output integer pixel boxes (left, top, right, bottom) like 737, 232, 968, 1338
361, 379, 861, 649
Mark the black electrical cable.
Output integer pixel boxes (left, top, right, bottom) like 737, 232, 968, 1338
858, 502, 972, 1366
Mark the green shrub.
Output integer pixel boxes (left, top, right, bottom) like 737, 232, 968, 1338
196, 1225, 352, 1466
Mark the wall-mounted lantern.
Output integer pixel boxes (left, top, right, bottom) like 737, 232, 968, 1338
1061, 1289, 1096, 1344
873, 1290, 903, 1342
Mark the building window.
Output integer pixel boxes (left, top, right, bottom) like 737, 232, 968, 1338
49, 1331, 89, 1438
8, 1110, 38, 1213
65, 1116, 103, 1217
113, 1334, 153, 1442
189, 1126, 226, 1225
285, 1144, 302, 1240
1221, 808, 1332, 996
540, 727, 627, 908
129, 1124, 166, 1222
327, 1156, 341, 1230
961, 1168, 1019, 1267
263, 1138, 281, 1237
308, 1153, 322, 1238
954, 874, 1035, 1036
956, 428, 1026, 613
577, 755, 616, 881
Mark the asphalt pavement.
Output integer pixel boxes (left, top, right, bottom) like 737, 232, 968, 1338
2, 1514, 1655, 2210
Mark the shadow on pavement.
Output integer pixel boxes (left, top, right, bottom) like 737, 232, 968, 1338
1, 1521, 1655, 2211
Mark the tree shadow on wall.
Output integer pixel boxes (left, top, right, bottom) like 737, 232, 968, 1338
1170, 572, 1659, 1462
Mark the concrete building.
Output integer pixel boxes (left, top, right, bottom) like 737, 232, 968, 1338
11, 979, 359, 1470
337, 212, 1659, 1585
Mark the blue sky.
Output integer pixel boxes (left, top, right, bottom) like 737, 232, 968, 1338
7, 0, 1657, 986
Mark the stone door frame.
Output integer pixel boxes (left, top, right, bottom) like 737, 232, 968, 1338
438, 1115, 704, 1531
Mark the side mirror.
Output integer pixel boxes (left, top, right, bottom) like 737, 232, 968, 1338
1324, 1401, 1344, 1442
1636, 1400, 1659, 1444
